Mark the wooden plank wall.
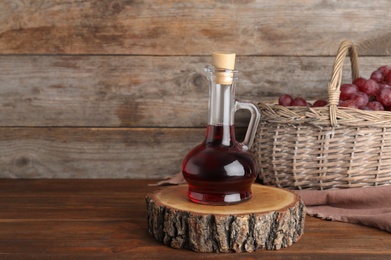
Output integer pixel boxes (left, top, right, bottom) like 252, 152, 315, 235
1, 0, 391, 178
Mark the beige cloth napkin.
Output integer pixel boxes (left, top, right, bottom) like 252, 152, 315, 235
151, 173, 391, 233
294, 185, 391, 233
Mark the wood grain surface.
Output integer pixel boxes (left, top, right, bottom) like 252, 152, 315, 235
1, 1, 391, 178
0, 179, 390, 259
0, 55, 390, 128
1, 0, 391, 55
0, 127, 213, 178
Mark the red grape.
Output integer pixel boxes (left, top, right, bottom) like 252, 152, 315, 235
352, 77, 367, 89
352, 91, 369, 109
291, 97, 307, 106
360, 79, 379, 95
378, 65, 391, 76
379, 83, 391, 90
278, 94, 293, 106
377, 87, 391, 106
339, 100, 358, 108
370, 70, 384, 83
340, 84, 358, 100
385, 71, 391, 84
313, 99, 328, 107
363, 101, 385, 111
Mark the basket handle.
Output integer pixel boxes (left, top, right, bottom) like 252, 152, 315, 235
327, 40, 360, 126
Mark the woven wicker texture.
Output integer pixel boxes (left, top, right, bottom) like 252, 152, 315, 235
253, 40, 391, 190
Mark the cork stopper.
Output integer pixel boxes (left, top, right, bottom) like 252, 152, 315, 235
212, 52, 236, 70
212, 53, 236, 84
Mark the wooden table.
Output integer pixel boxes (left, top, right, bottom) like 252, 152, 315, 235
0, 179, 390, 259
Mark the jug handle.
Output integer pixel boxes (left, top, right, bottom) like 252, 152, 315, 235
234, 101, 261, 150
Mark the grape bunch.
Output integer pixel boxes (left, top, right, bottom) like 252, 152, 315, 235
277, 65, 391, 111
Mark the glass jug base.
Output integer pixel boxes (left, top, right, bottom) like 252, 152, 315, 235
187, 189, 252, 205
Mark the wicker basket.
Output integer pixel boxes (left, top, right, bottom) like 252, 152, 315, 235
252, 40, 391, 190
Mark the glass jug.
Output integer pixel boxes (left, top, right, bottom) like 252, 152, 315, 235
182, 53, 261, 205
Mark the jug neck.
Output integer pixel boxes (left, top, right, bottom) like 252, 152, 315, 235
205, 65, 238, 126
204, 65, 238, 146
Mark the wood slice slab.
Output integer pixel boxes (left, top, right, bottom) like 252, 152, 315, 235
146, 184, 305, 253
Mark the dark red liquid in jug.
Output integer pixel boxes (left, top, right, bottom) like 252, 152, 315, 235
182, 125, 257, 205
